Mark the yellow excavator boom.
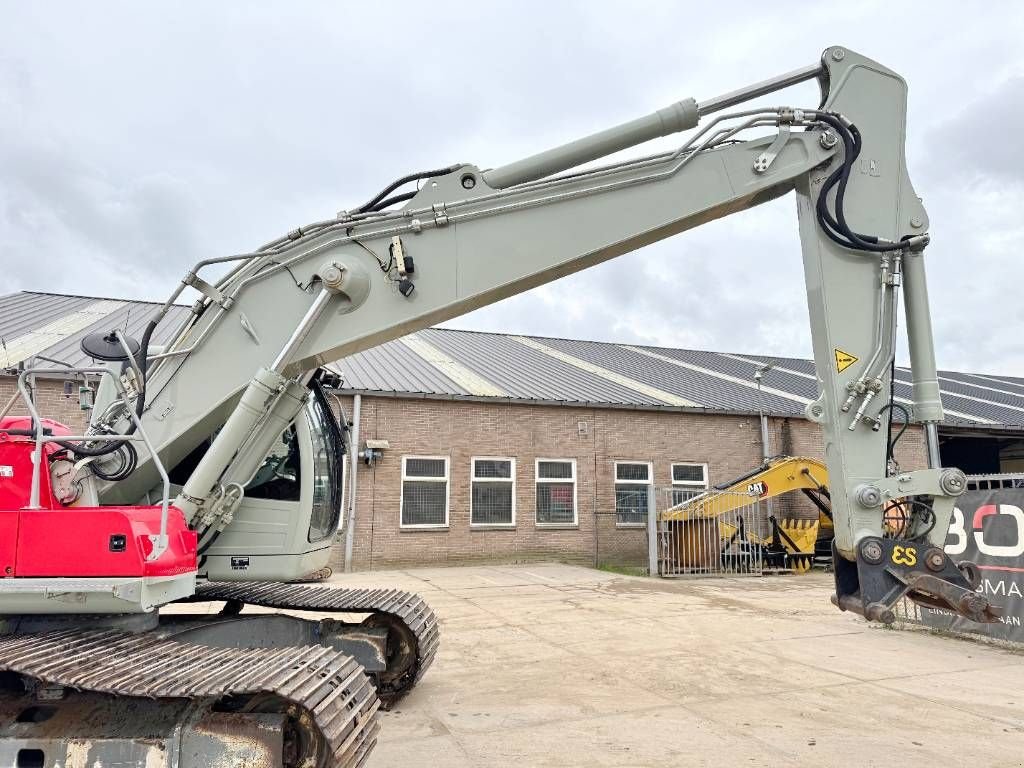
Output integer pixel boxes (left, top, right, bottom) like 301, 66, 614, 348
659, 457, 833, 573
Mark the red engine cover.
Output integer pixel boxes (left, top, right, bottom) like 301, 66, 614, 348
0, 417, 198, 579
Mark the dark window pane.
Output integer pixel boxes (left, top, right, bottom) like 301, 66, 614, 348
406, 458, 447, 478
472, 483, 513, 525
615, 463, 649, 482
402, 481, 447, 526
538, 461, 573, 479
246, 425, 301, 502
615, 484, 649, 524
474, 459, 512, 479
673, 464, 706, 483
306, 384, 344, 543
536, 483, 574, 524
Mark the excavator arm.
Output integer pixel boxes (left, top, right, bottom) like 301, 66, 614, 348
82, 45, 996, 624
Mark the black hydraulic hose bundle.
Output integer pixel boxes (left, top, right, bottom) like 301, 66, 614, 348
355, 165, 460, 213
813, 112, 912, 254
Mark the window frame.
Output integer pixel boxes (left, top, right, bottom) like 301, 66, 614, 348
613, 460, 653, 528
534, 458, 578, 528
399, 455, 450, 530
469, 457, 517, 528
670, 462, 709, 506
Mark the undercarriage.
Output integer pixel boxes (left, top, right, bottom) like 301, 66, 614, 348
0, 582, 439, 767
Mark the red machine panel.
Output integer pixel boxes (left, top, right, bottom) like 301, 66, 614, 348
0, 416, 198, 580
0, 512, 17, 577
15, 506, 197, 578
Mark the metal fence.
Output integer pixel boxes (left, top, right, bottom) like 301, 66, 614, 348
654, 488, 769, 577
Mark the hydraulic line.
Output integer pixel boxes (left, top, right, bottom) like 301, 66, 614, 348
356, 165, 461, 213
813, 112, 919, 253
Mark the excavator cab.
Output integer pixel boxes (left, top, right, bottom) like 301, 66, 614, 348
165, 377, 346, 582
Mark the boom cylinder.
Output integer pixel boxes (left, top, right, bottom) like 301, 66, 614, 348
173, 366, 288, 522
482, 98, 699, 189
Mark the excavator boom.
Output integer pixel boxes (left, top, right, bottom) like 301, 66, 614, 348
660, 456, 832, 574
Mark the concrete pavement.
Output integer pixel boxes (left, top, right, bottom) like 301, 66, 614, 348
329, 563, 1024, 767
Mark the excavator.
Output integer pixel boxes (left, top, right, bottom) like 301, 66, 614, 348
660, 456, 833, 574
0, 45, 1003, 766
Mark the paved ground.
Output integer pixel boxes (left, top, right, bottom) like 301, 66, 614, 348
329, 563, 1024, 768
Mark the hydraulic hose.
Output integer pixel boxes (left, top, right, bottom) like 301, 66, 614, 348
355, 165, 460, 213
54, 318, 158, 459
813, 113, 912, 253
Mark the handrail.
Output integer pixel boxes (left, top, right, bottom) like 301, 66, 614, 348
13, 363, 172, 562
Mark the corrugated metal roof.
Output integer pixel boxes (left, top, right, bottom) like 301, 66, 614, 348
339, 330, 1024, 429
0, 291, 191, 371
2, 290, 1022, 430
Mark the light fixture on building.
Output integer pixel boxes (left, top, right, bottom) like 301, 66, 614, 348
361, 439, 390, 467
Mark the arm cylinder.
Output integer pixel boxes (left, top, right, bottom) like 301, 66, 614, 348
481, 60, 823, 190
482, 98, 699, 189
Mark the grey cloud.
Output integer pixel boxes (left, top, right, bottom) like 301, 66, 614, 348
926, 76, 1024, 186
2, 2, 1024, 375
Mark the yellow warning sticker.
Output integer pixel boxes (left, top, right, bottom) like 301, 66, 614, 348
834, 348, 858, 373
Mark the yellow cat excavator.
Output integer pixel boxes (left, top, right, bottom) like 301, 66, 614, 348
659, 457, 834, 574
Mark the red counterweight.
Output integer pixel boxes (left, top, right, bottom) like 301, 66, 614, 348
0, 416, 197, 579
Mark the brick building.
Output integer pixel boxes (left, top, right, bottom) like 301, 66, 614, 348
4, 291, 1024, 571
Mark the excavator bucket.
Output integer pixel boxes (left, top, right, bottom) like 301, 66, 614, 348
775, 518, 820, 573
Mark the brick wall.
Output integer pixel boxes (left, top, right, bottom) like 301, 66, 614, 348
330, 395, 929, 572
0, 376, 91, 430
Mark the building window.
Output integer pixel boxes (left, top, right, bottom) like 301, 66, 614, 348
535, 459, 577, 526
671, 462, 708, 506
401, 456, 449, 528
614, 461, 652, 526
471, 457, 516, 527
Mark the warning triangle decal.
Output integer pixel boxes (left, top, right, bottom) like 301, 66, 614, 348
834, 348, 858, 373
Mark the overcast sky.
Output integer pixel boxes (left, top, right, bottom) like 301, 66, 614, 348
3, 2, 1023, 374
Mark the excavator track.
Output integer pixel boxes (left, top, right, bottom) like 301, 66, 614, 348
193, 581, 440, 707
0, 628, 380, 767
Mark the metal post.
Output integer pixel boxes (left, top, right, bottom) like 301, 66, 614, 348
0, 388, 21, 421
754, 364, 773, 520
271, 289, 334, 373
925, 423, 942, 469
18, 370, 45, 510
647, 483, 658, 577
343, 394, 361, 573
695, 63, 823, 116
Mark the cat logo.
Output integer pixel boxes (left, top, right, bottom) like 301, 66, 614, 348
747, 481, 769, 497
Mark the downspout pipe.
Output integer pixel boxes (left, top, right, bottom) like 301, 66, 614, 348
343, 394, 361, 572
